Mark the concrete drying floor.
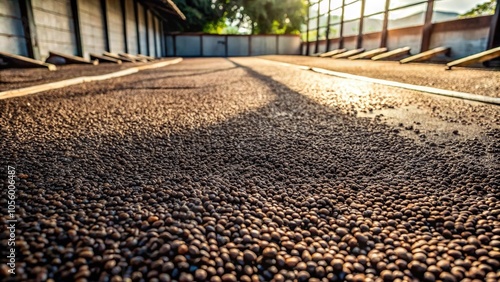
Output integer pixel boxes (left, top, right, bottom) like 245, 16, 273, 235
0, 57, 499, 282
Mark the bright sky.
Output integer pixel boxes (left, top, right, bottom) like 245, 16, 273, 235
316, 0, 490, 19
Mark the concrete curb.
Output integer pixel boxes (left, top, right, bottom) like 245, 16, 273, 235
0, 58, 183, 100
266, 60, 500, 106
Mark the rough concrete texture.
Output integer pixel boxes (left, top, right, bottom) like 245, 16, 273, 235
262, 55, 500, 98
0, 58, 499, 281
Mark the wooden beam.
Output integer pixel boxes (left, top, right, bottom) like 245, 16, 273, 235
339, 0, 345, 49
90, 53, 122, 64
380, 0, 390, 48
46, 51, 98, 65
137, 53, 155, 61
103, 51, 135, 62
0, 52, 56, 70
325, 0, 332, 51
332, 48, 365, 59
118, 52, 147, 62
446, 46, 500, 70
372, 47, 411, 61
420, 0, 435, 53
144, 6, 150, 56
400, 46, 450, 64
100, 0, 110, 52
315, 2, 321, 54
306, 3, 310, 56
70, 0, 83, 57
120, 0, 128, 54
488, 2, 500, 49
357, 0, 366, 49
18, 0, 40, 60
134, 0, 141, 54
319, 48, 347, 58
349, 47, 388, 60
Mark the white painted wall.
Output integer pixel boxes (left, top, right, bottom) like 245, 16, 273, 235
106, 0, 125, 54
79, 0, 107, 59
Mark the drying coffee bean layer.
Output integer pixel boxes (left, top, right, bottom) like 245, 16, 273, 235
0, 58, 499, 282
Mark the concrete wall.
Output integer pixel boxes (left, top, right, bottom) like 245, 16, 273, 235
0, 0, 27, 56
166, 34, 301, 57
79, 0, 107, 58
106, 0, 125, 54
147, 10, 154, 56
387, 26, 422, 55
361, 33, 381, 51
429, 16, 491, 59
227, 36, 249, 56
32, 0, 77, 60
137, 3, 147, 55
124, 0, 137, 54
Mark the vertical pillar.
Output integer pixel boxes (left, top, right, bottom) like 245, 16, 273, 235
380, 0, 390, 48
325, 0, 331, 51
306, 2, 310, 55
153, 16, 158, 57
120, 0, 128, 53
488, 3, 500, 49
248, 36, 252, 56
224, 35, 228, 57
100, 0, 110, 52
315, 1, 321, 54
357, 0, 366, 48
339, 0, 345, 49
200, 35, 203, 56
420, 0, 435, 52
18, 0, 40, 59
276, 34, 279, 54
134, 0, 141, 54
144, 7, 150, 56
70, 0, 83, 57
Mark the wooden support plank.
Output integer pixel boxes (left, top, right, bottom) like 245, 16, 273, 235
90, 53, 122, 64
0, 52, 56, 70
372, 47, 411, 61
380, 0, 390, 48
70, 0, 83, 57
400, 46, 450, 64
137, 54, 156, 60
446, 46, 500, 70
46, 51, 98, 65
18, 0, 40, 60
319, 49, 347, 58
420, 0, 435, 52
349, 48, 388, 60
118, 53, 147, 62
332, 48, 365, 59
100, 0, 110, 52
103, 52, 135, 62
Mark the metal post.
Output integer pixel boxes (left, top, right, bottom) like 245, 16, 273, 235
200, 35, 203, 56
315, 1, 321, 54
134, 0, 141, 54
276, 34, 279, 54
380, 0, 390, 48
18, 0, 39, 59
69, 0, 83, 57
225, 35, 228, 57
248, 36, 252, 56
144, 7, 150, 56
153, 17, 158, 57
120, 0, 128, 53
100, 0, 110, 52
357, 0, 366, 48
488, 2, 500, 49
339, 0, 345, 49
325, 0, 331, 51
420, 0, 435, 52
306, 2, 310, 55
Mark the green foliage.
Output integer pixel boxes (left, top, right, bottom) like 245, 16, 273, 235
168, 0, 306, 34
461, 0, 497, 18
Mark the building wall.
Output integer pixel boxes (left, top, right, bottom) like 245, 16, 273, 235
32, 0, 77, 60
79, 0, 107, 58
125, 0, 138, 54
106, 0, 125, 54
137, 3, 147, 55
0, 0, 27, 56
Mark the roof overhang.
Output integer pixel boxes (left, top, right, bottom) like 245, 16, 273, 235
141, 0, 186, 21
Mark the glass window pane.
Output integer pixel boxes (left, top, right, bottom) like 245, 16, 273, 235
309, 3, 319, 16
363, 16, 384, 33
330, 0, 342, 11
329, 23, 341, 38
364, 0, 387, 15
388, 2, 426, 29
344, 1, 362, 21
318, 27, 328, 40
309, 18, 318, 29
319, 0, 330, 14
330, 8, 343, 24
343, 19, 360, 36
390, 0, 423, 10
433, 0, 496, 22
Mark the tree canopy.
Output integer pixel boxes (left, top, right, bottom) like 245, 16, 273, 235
461, 0, 497, 18
167, 0, 306, 35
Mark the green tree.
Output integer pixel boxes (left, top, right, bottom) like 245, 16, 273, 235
168, 0, 306, 35
461, 0, 497, 18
